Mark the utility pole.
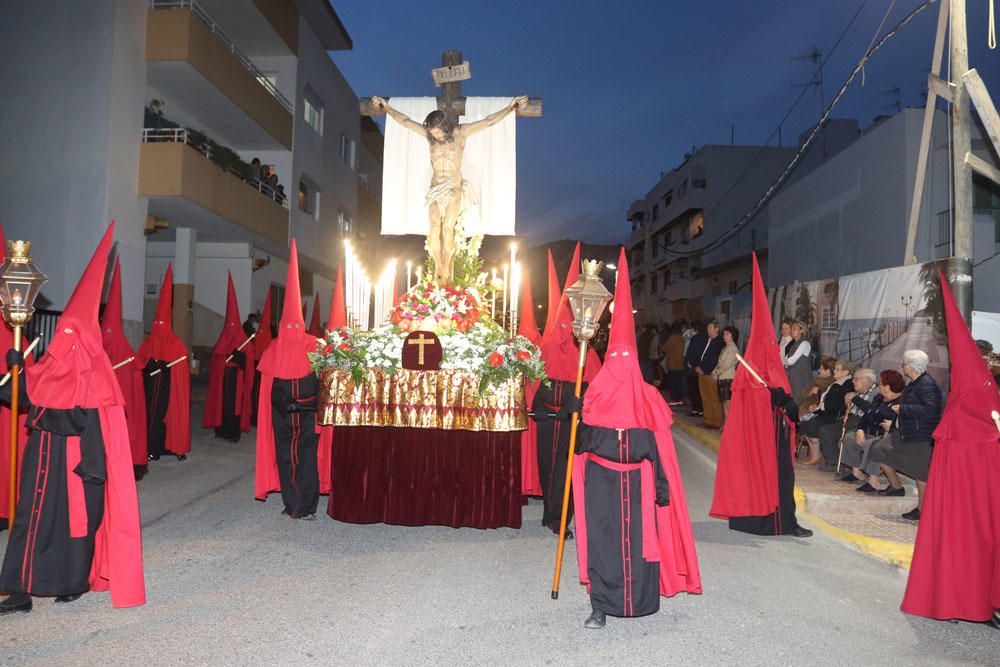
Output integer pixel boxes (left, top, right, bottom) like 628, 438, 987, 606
950, 0, 973, 323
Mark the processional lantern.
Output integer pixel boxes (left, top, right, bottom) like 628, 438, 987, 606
563, 259, 612, 343
0, 239, 47, 530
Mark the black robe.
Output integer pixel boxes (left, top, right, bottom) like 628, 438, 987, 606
577, 424, 670, 618
143, 359, 171, 459
0, 405, 106, 597
531, 380, 579, 528
728, 394, 801, 536
214, 351, 245, 443
270, 374, 320, 518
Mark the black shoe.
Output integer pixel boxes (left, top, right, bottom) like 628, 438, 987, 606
0, 593, 32, 615
583, 608, 606, 629
877, 486, 904, 497
791, 526, 813, 538
839, 472, 860, 483
55, 593, 83, 603
176, 454, 187, 461
148, 453, 160, 461
988, 611, 1000, 630
297, 513, 316, 521
856, 483, 877, 493
546, 521, 573, 539
901, 508, 921, 521
133, 465, 148, 482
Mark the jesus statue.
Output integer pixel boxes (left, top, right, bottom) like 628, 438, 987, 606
370, 95, 528, 284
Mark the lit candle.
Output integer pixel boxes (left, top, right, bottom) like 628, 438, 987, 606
491, 268, 497, 319
502, 263, 509, 329
406, 260, 412, 292
510, 261, 521, 336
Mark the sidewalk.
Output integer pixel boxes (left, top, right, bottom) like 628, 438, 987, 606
672, 411, 917, 569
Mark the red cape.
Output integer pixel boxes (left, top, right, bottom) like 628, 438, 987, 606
575, 248, 701, 597
710, 253, 793, 519
540, 242, 601, 382
136, 264, 191, 455
901, 271, 1000, 621
26, 222, 144, 607
203, 273, 255, 433
101, 258, 148, 466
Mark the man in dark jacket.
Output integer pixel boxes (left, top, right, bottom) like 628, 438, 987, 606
871, 349, 943, 521
695, 321, 725, 429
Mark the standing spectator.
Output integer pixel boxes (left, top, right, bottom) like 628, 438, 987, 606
783, 321, 813, 407
870, 349, 943, 521
696, 320, 725, 430
778, 319, 792, 354
799, 360, 854, 464
662, 322, 686, 406
684, 321, 707, 416
713, 326, 740, 424
637, 323, 656, 384
250, 157, 262, 183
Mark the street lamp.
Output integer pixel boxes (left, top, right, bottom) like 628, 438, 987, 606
901, 295, 913, 327
551, 258, 611, 600
0, 239, 47, 530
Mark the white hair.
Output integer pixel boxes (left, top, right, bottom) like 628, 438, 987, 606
855, 368, 877, 385
902, 349, 929, 374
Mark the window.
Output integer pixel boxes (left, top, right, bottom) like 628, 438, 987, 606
337, 211, 352, 236
303, 90, 323, 135
728, 280, 738, 295
298, 178, 320, 220
340, 133, 356, 170
822, 306, 837, 329
936, 210, 951, 246
651, 203, 659, 222
269, 284, 285, 332
651, 273, 658, 294
665, 230, 673, 245
662, 189, 673, 207
693, 178, 707, 189
690, 211, 704, 239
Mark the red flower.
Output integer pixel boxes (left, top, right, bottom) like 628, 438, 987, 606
488, 352, 504, 368
467, 309, 480, 323
322, 344, 334, 355
338, 343, 353, 352
516, 350, 530, 361
456, 318, 471, 333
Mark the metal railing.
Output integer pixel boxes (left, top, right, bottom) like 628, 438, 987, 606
836, 319, 908, 363
149, 0, 293, 112
141, 128, 289, 208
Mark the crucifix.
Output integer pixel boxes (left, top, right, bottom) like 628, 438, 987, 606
361, 50, 542, 285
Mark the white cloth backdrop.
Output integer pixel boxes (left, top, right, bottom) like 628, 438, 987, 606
381, 97, 516, 237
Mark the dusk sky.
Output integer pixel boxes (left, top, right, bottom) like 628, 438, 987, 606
331, 1, 1000, 247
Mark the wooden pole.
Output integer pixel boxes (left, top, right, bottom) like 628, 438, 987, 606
8, 326, 21, 531
551, 340, 588, 599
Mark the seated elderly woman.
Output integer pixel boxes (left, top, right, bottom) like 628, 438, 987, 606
844, 370, 905, 492
798, 356, 837, 416
870, 349, 943, 521
819, 367, 880, 473
799, 360, 854, 465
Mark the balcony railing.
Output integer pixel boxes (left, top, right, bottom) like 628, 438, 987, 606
149, 0, 292, 112
141, 128, 288, 208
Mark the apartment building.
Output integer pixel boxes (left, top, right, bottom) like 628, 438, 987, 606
0, 0, 379, 352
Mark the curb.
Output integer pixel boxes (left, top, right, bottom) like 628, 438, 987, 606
672, 418, 915, 570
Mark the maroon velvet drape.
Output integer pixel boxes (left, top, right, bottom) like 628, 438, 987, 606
327, 426, 522, 529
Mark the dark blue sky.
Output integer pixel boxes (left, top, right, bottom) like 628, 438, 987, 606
331, 1, 999, 246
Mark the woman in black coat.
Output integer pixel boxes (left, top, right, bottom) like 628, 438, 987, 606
799, 360, 854, 464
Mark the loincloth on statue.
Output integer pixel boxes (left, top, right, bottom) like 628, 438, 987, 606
426, 179, 478, 218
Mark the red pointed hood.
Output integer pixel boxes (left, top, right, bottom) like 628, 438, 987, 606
582, 248, 671, 431
540, 243, 601, 382
257, 239, 315, 379
102, 257, 136, 362
734, 253, 791, 393
254, 290, 274, 357
329, 264, 347, 329
211, 272, 246, 356
933, 270, 1000, 444
27, 221, 123, 408
542, 249, 560, 340
517, 269, 541, 346
308, 292, 323, 336
151, 264, 174, 339
137, 262, 188, 363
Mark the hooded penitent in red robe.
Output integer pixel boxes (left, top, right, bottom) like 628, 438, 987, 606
101, 258, 148, 468
573, 248, 701, 619
0, 224, 33, 523
250, 290, 275, 426
307, 293, 323, 337
203, 273, 254, 440
542, 249, 560, 341
901, 271, 1000, 622
136, 264, 191, 459
532, 243, 602, 532
0, 222, 145, 609
317, 264, 346, 496
709, 253, 802, 536
518, 270, 542, 497
255, 240, 322, 518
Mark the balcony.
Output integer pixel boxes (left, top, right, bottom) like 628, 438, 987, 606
139, 128, 289, 247
146, 0, 293, 150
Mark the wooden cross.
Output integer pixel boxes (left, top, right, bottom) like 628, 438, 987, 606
359, 49, 542, 122
408, 332, 435, 366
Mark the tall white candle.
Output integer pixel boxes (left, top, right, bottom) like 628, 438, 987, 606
502, 263, 509, 329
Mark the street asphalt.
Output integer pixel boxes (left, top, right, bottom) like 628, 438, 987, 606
2, 414, 998, 665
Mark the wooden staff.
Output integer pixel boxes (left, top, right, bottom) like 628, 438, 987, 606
992, 410, 1000, 435
112, 356, 135, 370
551, 340, 588, 600
225, 332, 256, 363
149, 354, 190, 376
834, 404, 852, 477
734, 352, 768, 388
0, 336, 40, 387
6, 328, 22, 531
